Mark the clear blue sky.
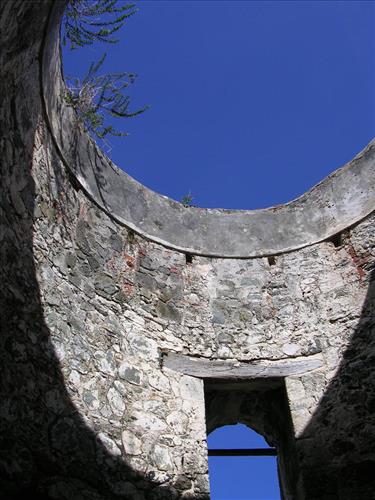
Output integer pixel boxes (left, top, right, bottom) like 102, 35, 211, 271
208, 424, 280, 500
62, 1, 375, 498
63, 0, 375, 209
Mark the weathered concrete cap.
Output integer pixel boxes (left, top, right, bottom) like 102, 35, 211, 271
43, 3, 375, 258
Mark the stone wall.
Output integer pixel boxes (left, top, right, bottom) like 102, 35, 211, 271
1, 1, 375, 499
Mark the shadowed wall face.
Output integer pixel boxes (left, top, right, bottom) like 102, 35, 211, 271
1, 1, 375, 499
294, 266, 375, 500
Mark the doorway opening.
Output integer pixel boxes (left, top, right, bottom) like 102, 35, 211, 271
204, 378, 298, 500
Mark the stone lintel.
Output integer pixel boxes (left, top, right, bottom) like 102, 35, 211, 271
163, 352, 323, 379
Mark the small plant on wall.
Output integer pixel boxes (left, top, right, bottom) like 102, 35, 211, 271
63, 53, 148, 142
181, 192, 195, 207
62, 0, 148, 146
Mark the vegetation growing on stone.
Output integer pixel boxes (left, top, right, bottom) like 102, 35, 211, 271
181, 192, 194, 207
64, 53, 148, 141
62, 0, 147, 144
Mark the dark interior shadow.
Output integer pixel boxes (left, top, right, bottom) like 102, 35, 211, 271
297, 266, 375, 500
0, 3, 207, 499
1, 140, 207, 499
0, 81, 208, 500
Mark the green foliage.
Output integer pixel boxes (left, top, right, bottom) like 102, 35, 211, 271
64, 53, 148, 142
181, 192, 194, 207
61, 1, 147, 144
63, 0, 137, 49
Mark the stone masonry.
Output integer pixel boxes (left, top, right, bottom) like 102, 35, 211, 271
1, 1, 375, 499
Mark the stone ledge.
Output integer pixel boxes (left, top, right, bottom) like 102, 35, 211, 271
162, 352, 323, 379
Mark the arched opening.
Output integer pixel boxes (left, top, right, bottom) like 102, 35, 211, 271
204, 378, 299, 500
208, 423, 280, 499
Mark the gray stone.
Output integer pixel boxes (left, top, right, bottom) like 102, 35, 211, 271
107, 387, 125, 416
156, 301, 181, 323
119, 363, 143, 385
94, 272, 118, 296
109, 232, 123, 253
121, 430, 142, 455
151, 445, 173, 471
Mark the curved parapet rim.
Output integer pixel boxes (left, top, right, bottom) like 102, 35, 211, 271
42, 4, 375, 258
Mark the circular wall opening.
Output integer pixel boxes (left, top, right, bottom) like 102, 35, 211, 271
61, 1, 375, 210
44, 2, 375, 257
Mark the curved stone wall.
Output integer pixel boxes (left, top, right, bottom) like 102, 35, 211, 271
2, 1, 375, 499
43, 4, 375, 258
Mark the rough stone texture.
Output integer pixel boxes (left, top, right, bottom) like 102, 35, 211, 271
1, 1, 375, 499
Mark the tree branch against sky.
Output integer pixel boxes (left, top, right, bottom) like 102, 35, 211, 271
62, 0, 148, 148
63, 0, 138, 49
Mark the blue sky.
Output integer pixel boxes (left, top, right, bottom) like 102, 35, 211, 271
208, 424, 280, 500
63, 0, 375, 210
62, 1, 375, 498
